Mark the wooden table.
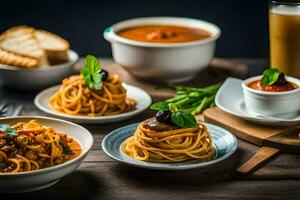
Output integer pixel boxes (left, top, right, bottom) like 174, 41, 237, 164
1, 58, 300, 200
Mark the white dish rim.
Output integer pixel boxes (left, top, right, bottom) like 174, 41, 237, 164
104, 16, 221, 48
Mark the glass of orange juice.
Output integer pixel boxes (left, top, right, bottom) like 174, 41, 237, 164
269, 0, 300, 77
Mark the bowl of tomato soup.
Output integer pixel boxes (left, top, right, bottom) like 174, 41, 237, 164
242, 75, 300, 118
103, 17, 220, 82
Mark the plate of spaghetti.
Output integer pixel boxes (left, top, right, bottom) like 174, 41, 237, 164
34, 55, 151, 124
0, 116, 93, 193
102, 102, 237, 170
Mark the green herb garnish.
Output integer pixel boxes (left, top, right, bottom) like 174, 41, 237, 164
80, 55, 102, 90
154, 83, 220, 115
150, 84, 220, 127
171, 110, 197, 128
63, 147, 73, 154
150, 103, 197, 128
261, 68, 281, 86
0, 124, 18, 136
150, 102, 170, 111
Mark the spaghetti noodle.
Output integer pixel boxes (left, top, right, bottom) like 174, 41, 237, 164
49, 74, 137, 116
0, 120, 81, 173
122, 118, 215, 163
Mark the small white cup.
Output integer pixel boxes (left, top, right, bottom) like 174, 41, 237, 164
242, 75, 300, 118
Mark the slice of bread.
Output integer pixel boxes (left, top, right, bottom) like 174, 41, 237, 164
35, 29, 69, 51
0, 48, 38, 68
0, 26, 70, 68
0, 26, 46, 60
35, 30, 69, 65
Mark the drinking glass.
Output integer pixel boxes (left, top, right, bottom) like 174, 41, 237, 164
269, 0, 300, 77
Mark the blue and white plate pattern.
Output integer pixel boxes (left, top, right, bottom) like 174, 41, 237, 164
102, 123, 237, 170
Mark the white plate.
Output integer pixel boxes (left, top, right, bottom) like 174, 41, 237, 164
34, 84, 152, 124
0, 116, 93, 193
102, 123, 237, 171
0, 50, 79, 90
216, 78, 300, 126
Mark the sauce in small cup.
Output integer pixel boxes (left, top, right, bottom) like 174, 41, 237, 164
248, 80, 298, 92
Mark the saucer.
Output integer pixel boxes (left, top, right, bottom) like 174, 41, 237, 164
215, 78, 300, 126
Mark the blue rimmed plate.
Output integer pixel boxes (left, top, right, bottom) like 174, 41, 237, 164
102, 123, 237, 170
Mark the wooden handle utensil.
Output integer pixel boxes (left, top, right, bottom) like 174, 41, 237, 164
203, 107, 300, 174
236, 146, 279, 174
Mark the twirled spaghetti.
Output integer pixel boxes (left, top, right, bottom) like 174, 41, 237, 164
49, 75, 136, 116
0, 120, 81, 173
122, 118, 215, 163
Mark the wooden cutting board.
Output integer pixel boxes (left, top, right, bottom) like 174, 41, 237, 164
203, 107, 300, 174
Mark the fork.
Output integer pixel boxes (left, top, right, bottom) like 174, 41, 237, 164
0, 101, 8, 116
0, 101, 23, 117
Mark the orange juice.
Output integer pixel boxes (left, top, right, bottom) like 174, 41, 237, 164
269, 5, 300, 77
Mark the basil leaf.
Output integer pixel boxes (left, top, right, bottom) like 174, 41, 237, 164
80, 55, 102, 90
171, 111, 197, 128
0, 124, 18, 136
63, 147, 73, 154
261, 68, 281, 86
150, 102, 170, 111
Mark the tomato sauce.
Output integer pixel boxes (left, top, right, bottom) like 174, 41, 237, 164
117, 25, 211, 43
248, 80, 298, 92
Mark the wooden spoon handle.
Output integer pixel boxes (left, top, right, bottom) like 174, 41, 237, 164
237, 146, 279, 174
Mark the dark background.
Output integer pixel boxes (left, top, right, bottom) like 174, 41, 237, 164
1, 0, 269, 58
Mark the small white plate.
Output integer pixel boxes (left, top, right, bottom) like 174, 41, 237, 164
102, 123, 237, 171
216, 78, 300, 126
34, 84, 151, 124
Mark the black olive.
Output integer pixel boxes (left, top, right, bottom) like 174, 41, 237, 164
100, 69, 109, 81
275, 72, 287, 86
161, 32, 168, 39
155, 110, 173, 125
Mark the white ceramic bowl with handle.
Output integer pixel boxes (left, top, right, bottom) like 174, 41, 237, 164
0, 116, 93, 193
242, 75, 300, 118
104, 17, 221, 82
0, 50, 78, 90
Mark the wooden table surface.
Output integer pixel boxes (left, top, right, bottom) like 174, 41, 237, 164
1, 58, 300, 200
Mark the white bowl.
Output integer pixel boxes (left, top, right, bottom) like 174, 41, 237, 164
242, 75, 300, 118
0, 50, 79, 90
104, 17, 221, 82
0, 116, 93, 193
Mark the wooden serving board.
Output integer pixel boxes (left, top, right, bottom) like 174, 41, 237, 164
203, 107, 300, 174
